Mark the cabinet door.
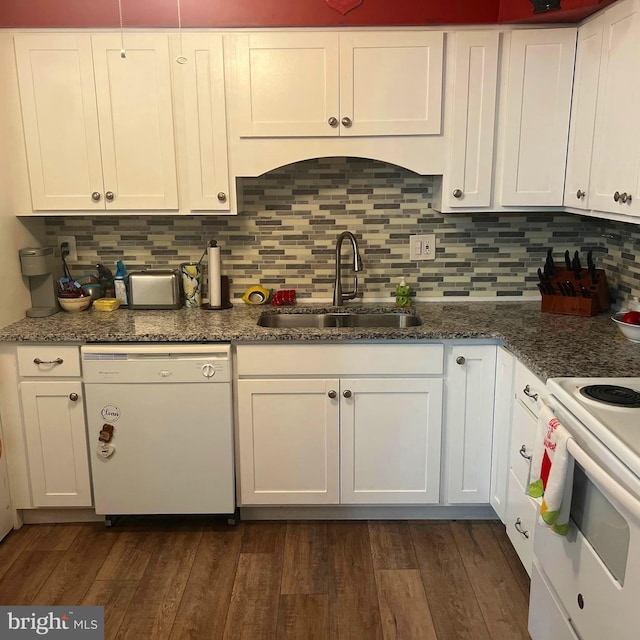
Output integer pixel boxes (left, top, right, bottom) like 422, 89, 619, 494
14, 34, 105, 211
91, 34, 178, 210
175, 33, 231, 212
236, 32, 340, 138
0, 419, 13, 540
446, 31, 499, 208
237, 379, 339, 505
339, 31, 443, 136
20, 381, 92, 508
340, 378, 443, 504
563, 16, 604, 210
445, 345, 497, 504
490, 346, 515, 523
500, 28, 576, 206
589, 0, 640, 216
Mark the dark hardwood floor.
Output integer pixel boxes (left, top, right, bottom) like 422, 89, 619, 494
0, 519, 530, 639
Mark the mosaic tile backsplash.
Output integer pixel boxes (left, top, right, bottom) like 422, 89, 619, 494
44, 157, 638, 304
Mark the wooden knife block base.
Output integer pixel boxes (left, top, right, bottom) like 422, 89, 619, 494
540, 268, 610, 317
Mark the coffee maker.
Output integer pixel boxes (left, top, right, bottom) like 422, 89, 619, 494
19, 247, 59, 317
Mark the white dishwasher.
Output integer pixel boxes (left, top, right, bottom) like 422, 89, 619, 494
82, 344, 235, 521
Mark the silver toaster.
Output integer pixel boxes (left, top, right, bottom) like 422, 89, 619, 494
128, 270, 182, 310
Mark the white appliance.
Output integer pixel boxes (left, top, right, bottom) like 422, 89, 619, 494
82, 344, 235, 522
529, 378, 640, 640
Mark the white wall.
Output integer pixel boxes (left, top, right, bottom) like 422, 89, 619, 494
0, 33, 45, 329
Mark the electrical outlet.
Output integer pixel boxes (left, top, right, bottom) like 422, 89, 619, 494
409, 234, 436, 261
58, 236, 77, 262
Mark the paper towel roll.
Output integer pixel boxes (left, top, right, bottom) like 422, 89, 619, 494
207, 241, 221, 307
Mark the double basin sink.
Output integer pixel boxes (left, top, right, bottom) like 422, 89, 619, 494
257, 309, 422, 329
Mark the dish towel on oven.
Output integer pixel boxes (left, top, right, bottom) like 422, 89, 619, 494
528, 402, 574, 536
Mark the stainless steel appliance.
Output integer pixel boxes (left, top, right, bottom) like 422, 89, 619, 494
127, 270, 182, 309
529, 378, 640, 640
82, 344, 235, 523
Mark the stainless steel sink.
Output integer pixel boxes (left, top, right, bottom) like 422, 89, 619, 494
257, 311, 422, 329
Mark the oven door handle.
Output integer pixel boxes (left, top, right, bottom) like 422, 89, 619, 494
568, 438, 640, 521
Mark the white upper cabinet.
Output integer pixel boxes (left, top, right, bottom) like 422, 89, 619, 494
564, 16, 604, 211
499, 28, 576, 206
172, 33, 233, 212
444, 31, 499, 208
14, 33, 178, 212
588, 0, 640, 216
235, 31, 443, 138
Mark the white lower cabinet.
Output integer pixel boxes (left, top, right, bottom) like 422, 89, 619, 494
20, 380, 92, 507
444, 345, 497, 504
236, 343, 445, 507
341, 378, 442, 504
237, 378, 340, 505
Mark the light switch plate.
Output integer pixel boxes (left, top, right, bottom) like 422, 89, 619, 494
409, 234, 436, 261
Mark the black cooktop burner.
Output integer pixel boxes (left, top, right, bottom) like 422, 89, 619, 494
580, 385, 640, 408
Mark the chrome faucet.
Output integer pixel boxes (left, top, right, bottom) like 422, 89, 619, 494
333, 231, 364, 306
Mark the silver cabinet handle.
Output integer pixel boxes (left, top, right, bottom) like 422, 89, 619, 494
452, 189, 463, 198
217, 192, 227, 202
519, 445, 532, 460
514, 518, 529, 538
523, 385, 538, 401
105, 191, 115, 202
341, 116, 352, 128
33, 357, 63, 365
456, 356, 466, 365
69, 393, 79, 402
328, 117, 338, 127
328, 390, 337, 399
343, 390, 352, 398
91, 192, 101, 202
614, 191, 621, 202
576, 189, 585, 199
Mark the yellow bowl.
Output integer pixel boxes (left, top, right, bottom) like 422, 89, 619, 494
93, 298, 121, 312
58, 296, 91, 313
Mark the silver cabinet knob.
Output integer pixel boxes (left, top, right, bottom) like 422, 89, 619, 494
341, 117, 352, 128
69, 393, 79, 402
620, 192, 629, 203
105, 191, 115, 202
452, 189, 463, 199
328, 390, 337, 399
343, 390, 352, 398
456, 356, 466, 365
217, 192, 227, 202
328, 117, 338, 127
614, 191, 621, 202
91, 192, 101, 202
576, 190, 585, 199
519, 445, 532, 460
514, 518, 529, 538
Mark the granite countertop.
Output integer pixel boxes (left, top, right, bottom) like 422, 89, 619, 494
0, 300, 638, 380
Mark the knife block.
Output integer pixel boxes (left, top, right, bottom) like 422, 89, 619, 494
540, 268, 610, 316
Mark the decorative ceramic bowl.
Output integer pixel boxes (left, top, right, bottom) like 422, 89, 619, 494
611, 312, 640, 343
58, 296, 91, 313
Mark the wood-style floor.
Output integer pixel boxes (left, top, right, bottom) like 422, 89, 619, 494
0, 519, 530, 639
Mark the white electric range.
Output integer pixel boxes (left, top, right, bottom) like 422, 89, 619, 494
529, 377, 640, 640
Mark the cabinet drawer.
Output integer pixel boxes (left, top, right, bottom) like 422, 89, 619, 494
17, 346, 81, 377
510, 400, 538, 488
237, 344, 444, 377
514, 360, 546, 416
506, 468, 538, 576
